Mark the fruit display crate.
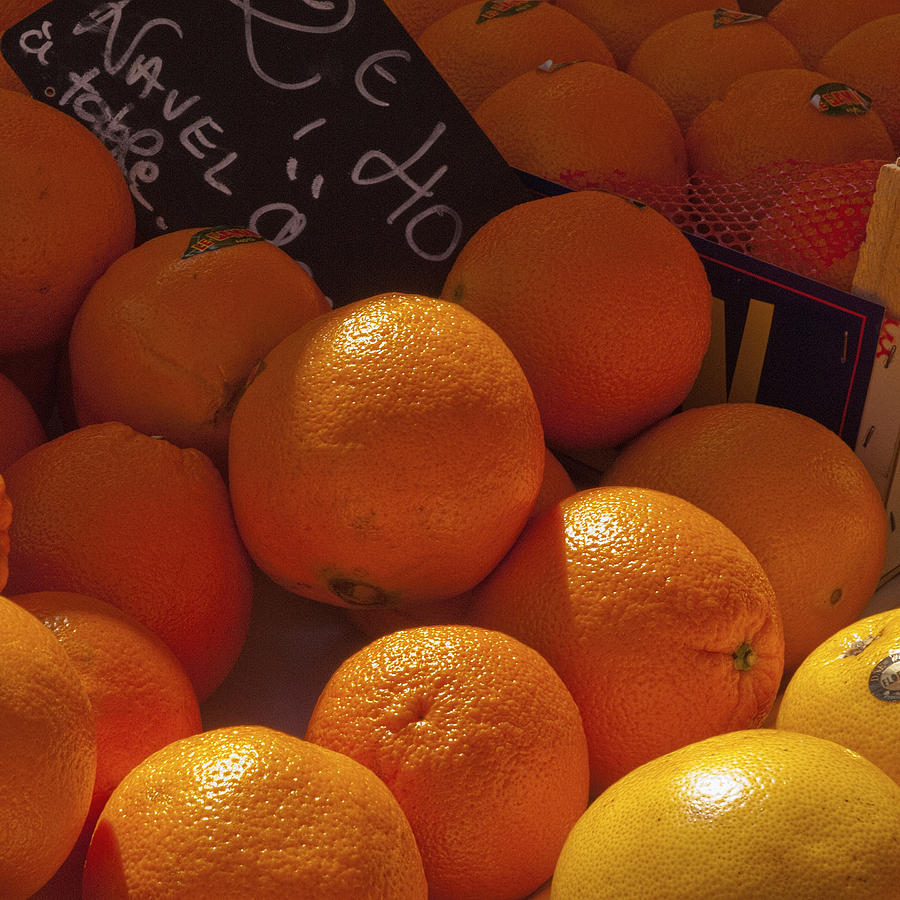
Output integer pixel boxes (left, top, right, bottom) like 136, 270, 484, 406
517, 171, 900, 588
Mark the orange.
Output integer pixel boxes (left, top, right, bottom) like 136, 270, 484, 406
467, 485, 784, 795
818, 14, 900, 155
343, 444, 575, 639
767, 0, 900, 68
550, 728, 900, 898
747, 157, 890, 292
441, 190, 712, 450
227, 291, 546, 609
0, 87, 135, 354
626, 9, 804, 134
0, 0, 43, 92
13, 590, 202, 899
0, 369, 45, 472
305, 624, 590, 900
685, 67, 896, 179
775, 606, 900, 786
382, 0, 474, 38
549, 0, 718, 68
12, 590, 202, 819
0, 474, 10, 590
67, 227, 330, 471
601, 402, 888, 676
0, 593, 96, 899
474, 60, 689, 188
82, 724, 428, 898
417, 0, 615, 113
3, 421, 253, 701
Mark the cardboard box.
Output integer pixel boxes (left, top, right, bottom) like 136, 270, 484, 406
854, 312, 900, 583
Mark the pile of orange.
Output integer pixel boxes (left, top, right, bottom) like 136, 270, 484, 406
817, 13, 900, 154
767, 0, 900, 68
473, 59, 689, 189
626, 9, 804, 134
685, 67, 895, 178
416, 0, 615, 113
3, 16, 900, 897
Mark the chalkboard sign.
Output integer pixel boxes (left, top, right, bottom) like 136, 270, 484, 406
1, 0, 534, 303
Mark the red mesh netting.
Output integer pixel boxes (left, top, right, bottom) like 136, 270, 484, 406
555, 157, 892, 292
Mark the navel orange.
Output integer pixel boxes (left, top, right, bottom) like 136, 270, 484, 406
468, 485, 784, 795
551, 728, 900, 898
441, 189, 712, 450
626, 9, 804, 133
549, 0, 718, 68
767, 0, 900, 68
12, 590, 202, 820
685, 67, 896, 179
305, 624, 590, 900
3, 421, 253, 701
818, 14, 900, 155
417, 0, 614, 113
0, 593, 96, 899
474, 60, 689, 188
227, 291, 545, 609
13, 589, 203, 898
67, 227, 330, 471
601, 402, 888, 676
0, 87, 135, 354
82, 725, 428, 898
776, 606, 900, 785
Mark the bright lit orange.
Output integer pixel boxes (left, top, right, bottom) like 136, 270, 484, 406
228, 292, 546, 609
602, 402, 888, 675
551, 729, 900, 897
469, 485, 784, 795
306, 624, 590, 900
82, 725, 429, 897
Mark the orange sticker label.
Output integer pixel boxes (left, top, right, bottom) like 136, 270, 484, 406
810, 83, 872, 115
476, 0, 541, 23
713, 8, 764, 26
182, 226, 264, 258
536, 59, 579, 73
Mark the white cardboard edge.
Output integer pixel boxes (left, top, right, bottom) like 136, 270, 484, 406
853, 314, 900, 585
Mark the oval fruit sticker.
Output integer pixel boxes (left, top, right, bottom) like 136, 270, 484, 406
810, 83, 872, 115
869, 651, 900, 702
